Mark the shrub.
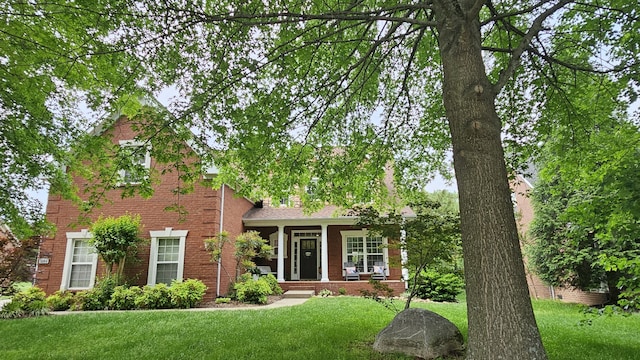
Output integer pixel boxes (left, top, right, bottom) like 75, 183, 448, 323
46, 290, 75, 311
360, 280, 400, 313
0, 300, 25, 319
0, 286, 49, 318
109, 286, 143, 310
415, 269, 464, 302
234, 276, 272, 304
73, 277, 119, 311
338, 287, 347, 295
74, 289, 105, 311
135, 284, 172, 309
169, 279, 207, 309
318, 289, 333, 297
215, 297, 231, 304
261, 274, 283, 295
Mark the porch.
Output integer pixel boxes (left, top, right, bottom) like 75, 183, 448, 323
279, 280, 406, 296
244, 205, 406, 291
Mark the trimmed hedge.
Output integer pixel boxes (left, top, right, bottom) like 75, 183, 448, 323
41, 278, 208, 312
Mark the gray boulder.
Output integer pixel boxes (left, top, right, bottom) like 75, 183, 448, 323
373, 308, 464, 359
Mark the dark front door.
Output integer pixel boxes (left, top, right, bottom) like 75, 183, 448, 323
300, 238, 317, 280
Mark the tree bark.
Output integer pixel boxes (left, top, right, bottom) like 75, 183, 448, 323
433, 3, 547, 359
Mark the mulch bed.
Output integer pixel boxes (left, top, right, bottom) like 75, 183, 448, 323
197, 295, 283, 308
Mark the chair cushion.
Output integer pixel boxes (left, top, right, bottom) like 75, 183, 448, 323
345, 266, 357, 274
373, 265, 384, 274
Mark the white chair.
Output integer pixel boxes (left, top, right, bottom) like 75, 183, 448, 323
370, 261, 387, 280
343, 262, 360, 281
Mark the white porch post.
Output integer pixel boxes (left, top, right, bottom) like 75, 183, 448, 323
277, 225, 285, 282
321, 223, 329, 282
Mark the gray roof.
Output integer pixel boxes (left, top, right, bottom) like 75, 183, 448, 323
243, 205, 415, 226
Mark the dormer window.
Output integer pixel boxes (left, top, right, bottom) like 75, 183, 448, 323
279, 196, 291, 207
118, 140, 151, 185
305, 178, 319, 196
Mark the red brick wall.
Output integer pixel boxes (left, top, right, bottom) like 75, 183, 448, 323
36, 117, 254, 300
280, 280, 406, 296
554, 287, 607, 306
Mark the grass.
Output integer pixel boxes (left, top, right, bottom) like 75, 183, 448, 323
0, 282, 31, 300
0, 296, 638, 359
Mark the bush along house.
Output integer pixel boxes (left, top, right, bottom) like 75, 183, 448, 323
35, 114, 408, 300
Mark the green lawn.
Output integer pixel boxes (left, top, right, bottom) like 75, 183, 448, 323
1, 296, 638, 359
0, 282, 31, 300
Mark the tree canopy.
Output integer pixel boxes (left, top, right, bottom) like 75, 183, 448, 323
529, 116, 640, 307
2, 1, 639, 359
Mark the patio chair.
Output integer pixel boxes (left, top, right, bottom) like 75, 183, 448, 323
257, 265, 274, 276
343, 262, 360, 281
370, 261, 387, 280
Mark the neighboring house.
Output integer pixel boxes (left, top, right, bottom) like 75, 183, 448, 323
512, 174, 608, 306
0, 223, 18, 250
34, 115, 406, 299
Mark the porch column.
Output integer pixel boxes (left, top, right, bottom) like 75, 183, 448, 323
320, 223, 329, 282
277, 225, 285, 282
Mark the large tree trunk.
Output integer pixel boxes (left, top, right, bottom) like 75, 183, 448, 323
433, 4, 547, 360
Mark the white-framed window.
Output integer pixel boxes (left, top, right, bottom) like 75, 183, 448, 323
60, 230, 98, 290
278, 196, 291, 207
305, 178, 319, 196
269, 232, 288, 259
148, 228, 188, 285
118, 140, 151, 185
341, 230, 388, 274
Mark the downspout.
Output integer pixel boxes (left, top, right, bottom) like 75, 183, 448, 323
33, 238, 41, 286
216, 185, 225, 297
400, 227, 408, 290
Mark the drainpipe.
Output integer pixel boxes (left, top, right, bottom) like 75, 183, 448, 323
216, 185, 225, 297
33, 238, 41, 286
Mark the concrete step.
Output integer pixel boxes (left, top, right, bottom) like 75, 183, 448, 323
283, 290, 315, 299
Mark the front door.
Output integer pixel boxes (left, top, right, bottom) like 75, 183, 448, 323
299, 238, 317, 280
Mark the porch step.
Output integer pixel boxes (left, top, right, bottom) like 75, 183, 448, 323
283, 290, 315, 299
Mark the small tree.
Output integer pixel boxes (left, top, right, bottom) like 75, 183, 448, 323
205, 230, 272, 283
233, 231, 272, 281
204, 231, 234, 287
0, 235, 40, 294
356, 195, 461, 309
90, 214, 144, 281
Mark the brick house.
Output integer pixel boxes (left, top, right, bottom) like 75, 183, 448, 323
513, 174, 608, 306
34, 116, 406, 299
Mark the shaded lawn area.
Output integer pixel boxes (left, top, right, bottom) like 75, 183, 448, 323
1, 296, 638, 359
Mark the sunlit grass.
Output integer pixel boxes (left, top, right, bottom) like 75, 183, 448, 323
0, 296, 638, 359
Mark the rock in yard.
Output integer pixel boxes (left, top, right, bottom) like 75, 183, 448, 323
373, 308, 464, 359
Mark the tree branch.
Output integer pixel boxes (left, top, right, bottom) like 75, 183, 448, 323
481, 0, 555, 26
181, 4, 438, 27
493, 0, 573, 95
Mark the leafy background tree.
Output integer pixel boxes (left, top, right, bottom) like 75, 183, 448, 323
0, 234, 40, 294
3, 1, 639, 358
529, 116, 640, 308
0, 1, 145, 239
